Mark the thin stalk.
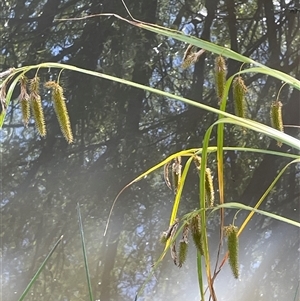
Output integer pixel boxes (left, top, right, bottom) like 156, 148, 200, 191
77, 203, 94, 301
212, 74, 234, 283
197, 251, 205, 301
200, 124, 216, 300
18, 235, 63, 301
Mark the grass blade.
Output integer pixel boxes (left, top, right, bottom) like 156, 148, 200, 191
213, 202, 300, 228
17, 235, 63, 301
76, 203, 94, 301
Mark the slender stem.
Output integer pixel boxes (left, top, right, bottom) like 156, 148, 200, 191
77, 203, 94, 301
197, 251, 205, 301
18, 235, 63, 301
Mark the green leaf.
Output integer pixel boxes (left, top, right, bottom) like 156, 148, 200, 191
213, 202, 300, 228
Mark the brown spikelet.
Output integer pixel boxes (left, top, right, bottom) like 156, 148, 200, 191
190, 214, 204, 255
193, 157, 214, 206
233, 76, 247, 118
205, 168, 214, 207
19, 76, 30, 126
182, 44, 205, 69
225, 225, 239, 279
182, 223, 189, 243
193, 155, 201, 170
270, 100, 283, 147
29, 76, 40, 94
0, 82, 7, 112
172, 156, 182, 194
0, 67, 15, 79
45, 81, 73, 143
182, 53, 195, 69
171, 241, 177, 266
183, 44, 194, 61
160, 219, 179, 244
164, 162, 172, 191
44, 80, 57, 89
30, 93, 46, 137
178, 223, 189, 268
194, 49, 206, 62
170, 219, 179, 266
182, 44, 194, 69
214, 55, 227, 100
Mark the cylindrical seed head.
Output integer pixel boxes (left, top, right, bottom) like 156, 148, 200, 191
178, 240, 188, 268
270, 100, 283, 147
225, 225, 239, 279
205, 168, 214, 207
214, 56, 227, 100
30, 93, 46, 137
190, 214, 204, 255
20, 94, 30, 127
29, 77, 40, 94
233, 76, 247, 118
45, 81, 73, 143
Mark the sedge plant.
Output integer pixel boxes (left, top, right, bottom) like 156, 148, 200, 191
1, 14, 299, 301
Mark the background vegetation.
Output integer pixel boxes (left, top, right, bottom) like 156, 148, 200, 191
1, 0, 299, 300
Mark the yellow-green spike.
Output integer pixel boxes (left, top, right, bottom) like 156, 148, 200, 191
190, 214, 204, 256
233, 76, 247, 118
214, 55, 227, 100
225, 225, 239, 279
30, 93, 46, 137
270, 100, 283, 147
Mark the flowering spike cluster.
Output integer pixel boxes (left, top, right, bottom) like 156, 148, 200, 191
214, 55, 227, 101
178, 223, 189, 268
29, 77, 46, 137
225, 225, 239, 279
190, 214, 204, 255
160, 214, 211, 267
270, 100, 283, 147
233, 76, 247, 118
205, 168, 214, 207
45, 81, 73, 143
193, 156, 215, 207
